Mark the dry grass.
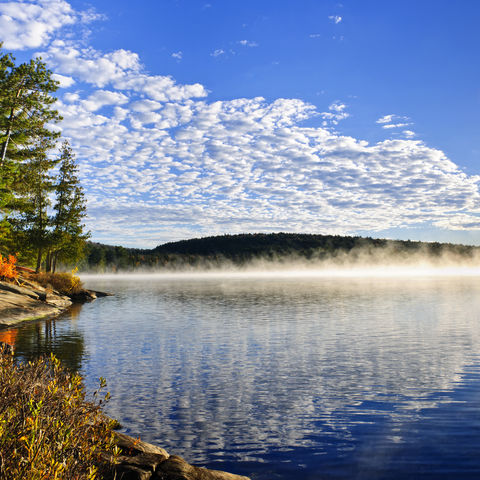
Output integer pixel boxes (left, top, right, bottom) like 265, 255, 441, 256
0, 351, 119, 479
33, 271, 84, 296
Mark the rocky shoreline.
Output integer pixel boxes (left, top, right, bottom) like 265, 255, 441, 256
0, 276, 104, 329
0, 279, 74, 329
0, 280, 251, 480
109, 431, 250, 480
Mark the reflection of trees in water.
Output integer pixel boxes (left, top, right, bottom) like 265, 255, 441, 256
12, 310, 85, 372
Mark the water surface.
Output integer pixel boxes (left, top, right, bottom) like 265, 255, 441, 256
4, 273, 480, 479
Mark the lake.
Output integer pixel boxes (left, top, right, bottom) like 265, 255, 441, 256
3, 270, 480, 479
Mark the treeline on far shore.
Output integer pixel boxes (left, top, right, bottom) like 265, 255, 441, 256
76, 233, 480, 272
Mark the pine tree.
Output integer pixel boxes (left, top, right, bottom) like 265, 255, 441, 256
10, 138, 59, 271
0, 45, 61, 253
48, 141, 89, 272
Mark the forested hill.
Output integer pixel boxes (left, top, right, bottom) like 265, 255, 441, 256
80, 233, 479, 272
152, 233, 384, 257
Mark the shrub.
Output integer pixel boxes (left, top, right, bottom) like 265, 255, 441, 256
0, 254, 18, 281
0, 352, 119, 479
33, 270, 83, 295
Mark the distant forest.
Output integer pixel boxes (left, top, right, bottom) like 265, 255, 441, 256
78, 233, 479, 272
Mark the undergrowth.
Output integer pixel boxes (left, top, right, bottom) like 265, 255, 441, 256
0, 351, 119, 479
33, 269, 83, 295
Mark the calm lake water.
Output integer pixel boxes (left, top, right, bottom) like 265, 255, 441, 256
3, 272, 480, 479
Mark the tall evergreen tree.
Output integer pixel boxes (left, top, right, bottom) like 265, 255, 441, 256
0, 45, 60, 253
11, 138, 59, 271
48, 141, 89, 272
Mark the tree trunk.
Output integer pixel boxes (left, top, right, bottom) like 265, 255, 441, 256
52, 252, 58, 273
35, 247, 43, 273
45, 250, 51, 272
0, 107, 15, 168
0, 84, 24, 168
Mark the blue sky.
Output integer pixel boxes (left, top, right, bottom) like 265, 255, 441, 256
1, 0, 480, 247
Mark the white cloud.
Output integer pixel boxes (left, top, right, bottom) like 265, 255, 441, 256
54, 78, 480, 245
376, 114, 394, 124
0, 0, 97, 49
211, 49, 225, 57
63, 92, 79, 103
319, 102, 349, 125
82, 90, 129, 112
329, 15, 342, 24
38, 43, 207, 101
329, 102, 347, 113
382, 123, 410, 129
377, 114, 412, 131
51, 73, 75, 87
171, 51, 183, 60
4, 0, 479, 246
238, 40, 258, 47
434, 214, 480, 230
130, 99, 162, 113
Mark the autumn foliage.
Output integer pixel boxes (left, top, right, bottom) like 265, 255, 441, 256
0, 254, 18, 281
33, 269, 83, 295
0, 352, 119, 479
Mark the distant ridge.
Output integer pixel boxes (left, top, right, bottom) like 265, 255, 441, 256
153, 233, 385, 256
81, 233, 479, 272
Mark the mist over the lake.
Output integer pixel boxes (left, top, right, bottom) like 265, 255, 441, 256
80, 242, 480, 278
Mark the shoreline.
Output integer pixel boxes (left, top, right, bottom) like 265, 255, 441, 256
0, 273, 110, 330
0, 279, 73, 330
0, 279, 252, 480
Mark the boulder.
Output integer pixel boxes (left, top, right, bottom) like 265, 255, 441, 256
114, 432, 169, 458
110, 433, 250, 480
69, 289, 98, 302
153, 455, 251, 480
115, 464, 152, 480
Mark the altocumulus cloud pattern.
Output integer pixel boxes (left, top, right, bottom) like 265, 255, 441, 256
1, 0, 480, 246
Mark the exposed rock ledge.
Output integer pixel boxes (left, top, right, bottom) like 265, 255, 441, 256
109, 431, 250, 480
0, 278, 106, 329
0, 280, 72, 328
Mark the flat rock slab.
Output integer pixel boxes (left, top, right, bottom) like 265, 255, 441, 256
0, 281, 71, 328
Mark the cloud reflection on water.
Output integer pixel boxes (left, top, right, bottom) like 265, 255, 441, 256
76, 275, 480, 468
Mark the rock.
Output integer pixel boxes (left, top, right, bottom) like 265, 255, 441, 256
45, 294, 72, 308
117, 452, 168, 472
153, 455, 250, 480
69, 289, 97, 302
0, 281, 40, 300
115, 464, 152, 480
90, 289, 112, 297
110, 433, 251, 480
114, 432, 170, 457
0, 287, 72, 328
